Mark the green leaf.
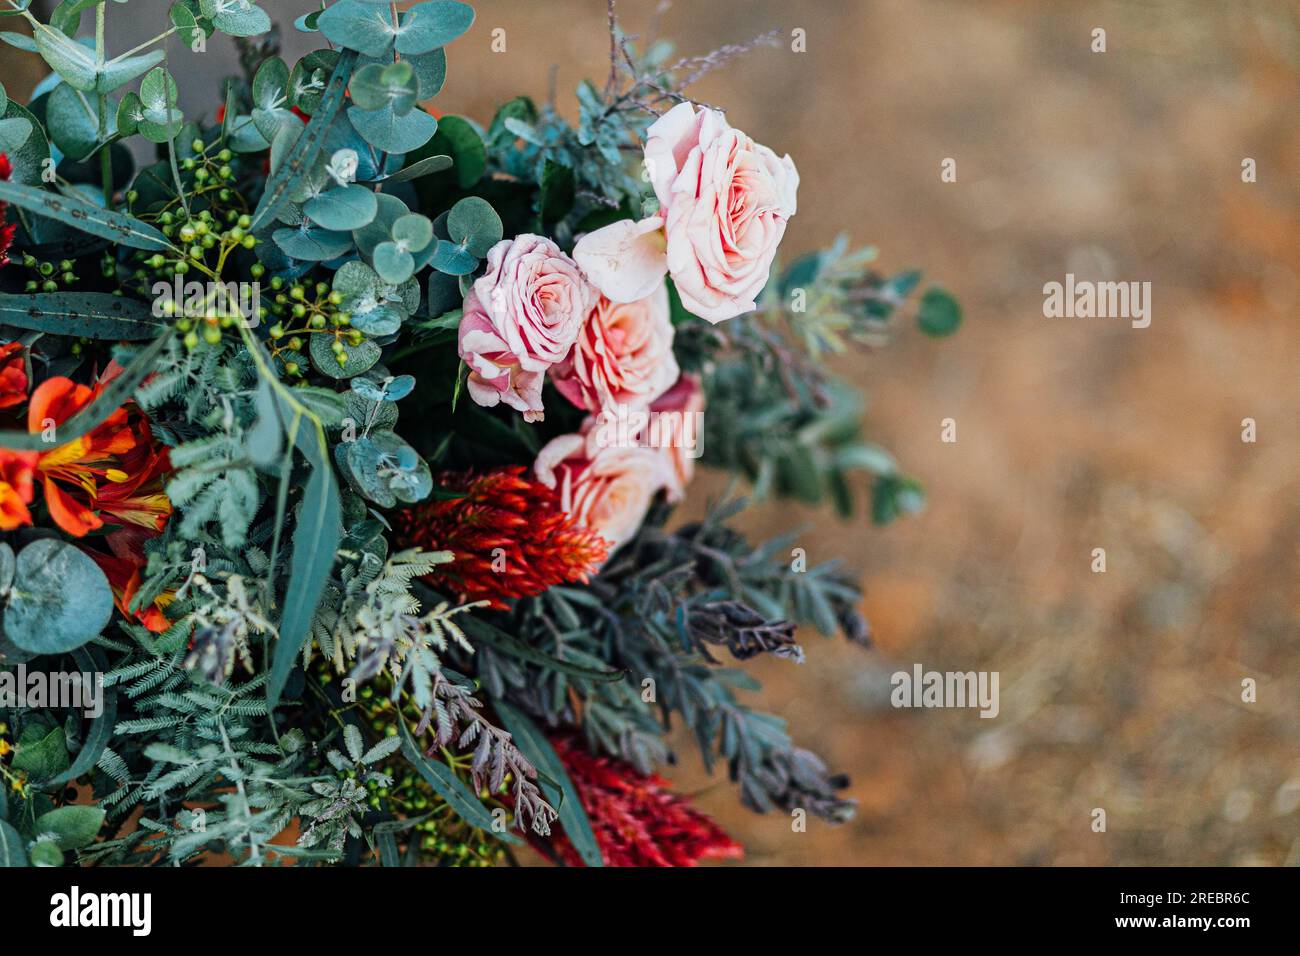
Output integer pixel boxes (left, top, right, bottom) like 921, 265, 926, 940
349, 61, 417, 115
318, 0, 395, 57
447, 196, 502, 258
303, 183, 377, 231
394, 0, 474, 55
398, 719, 518, 841
273, 223, 353, 261
309, 333, 380, 379
0, 329, 172, 451
494, 702, 602, 866
97, 50, 165, 94
0, 99, 48, 186
288, 49, 340, 115
0, 180, 171, 252
32, 24, 97, 91
0, 292, 163, 340
3, 540, 113, 654
170, 2, 212, 48
12, 724, 70, 781
0, 115, 32, 154
348, 104, 437, 154
200, 0, 271, 37
372, 241, 415, 284
430, 239, 477, 275
375, 153, 451, 184
47, 82, 107, 163
45, 652, 117, 788
539, 160, 575, 225
917, 286, 962, 337
429, 115, 485, 188
0, 820, 25, 867
137, 66, 184, 143
249, 49, 358, 233
33, 805, 104, 851
266, 429, 341, 709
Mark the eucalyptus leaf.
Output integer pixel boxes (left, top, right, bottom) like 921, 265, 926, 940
394, 0, 474, 55
0, 292, 162, 340
348, 104, 437, 154
3, 540, 113, 654
303, 184, 378, 231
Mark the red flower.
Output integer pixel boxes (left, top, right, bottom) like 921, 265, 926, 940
0, 342, 27, 409
27, 366, 172, 538
0, 448, 37, 530
543, 737, 743, 867
0, 153, 15, 268
393, 466, 608, 610
84, 527, 172, 633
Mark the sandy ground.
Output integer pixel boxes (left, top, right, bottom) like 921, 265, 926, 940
5, 0, 1298, 865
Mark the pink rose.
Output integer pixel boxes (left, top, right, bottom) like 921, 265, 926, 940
573, 102, 798, 324
550, 284, 680, 415
458, 234, 597, 422
647, 372, 705, 501
534, 427, 675, 556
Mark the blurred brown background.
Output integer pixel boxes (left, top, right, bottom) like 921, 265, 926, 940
6, 0, 1298, 865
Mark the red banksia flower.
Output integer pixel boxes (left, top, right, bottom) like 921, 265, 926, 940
0, 153, 14, 268
392, 466, 608, 610
545, 736, 743, 867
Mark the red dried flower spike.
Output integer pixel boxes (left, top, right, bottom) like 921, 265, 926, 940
545, 736, 744, 867
392, 466, 608, 610
0, 153, 16, 268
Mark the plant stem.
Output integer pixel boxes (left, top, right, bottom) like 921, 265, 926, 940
96, 2, 112, 209
108, 25, 177, 63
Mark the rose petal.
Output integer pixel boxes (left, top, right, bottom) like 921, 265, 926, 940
573, 216, 668, 304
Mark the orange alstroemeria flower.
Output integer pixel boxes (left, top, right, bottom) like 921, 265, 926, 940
85, 527, 174, 633
0, 342, 28, 409
27, 371, 172, 539
0, 448, 37, 530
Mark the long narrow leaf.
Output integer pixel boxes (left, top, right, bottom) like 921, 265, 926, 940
0, 292, 162, 340
494, 701, 603, 867
46, 648, 118, 787
0, 180, 171, 251
249, 49, 358, 232
266, 440, 340, 709
398, 719, 519, 842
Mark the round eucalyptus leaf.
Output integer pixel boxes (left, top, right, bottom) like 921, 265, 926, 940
348, 304, 402, 336
317, 0, 396, 58
406, 48, 446, 100
201, 0, 271, 37
273, 223, 354, 262
394, 0, 474, 55
0, 542, 12, 593
288, 49, 339, 114
48, 82, 108, 163
391, 213, 434, 253
352, 192, 410, 258
303, 184, 378, 231
447, 196, 502, 257
3, 539, 112, 654
431, 239, 478, 276
373, 241, 415, 284
310, 332, 381, 379
348, 104, 437, 154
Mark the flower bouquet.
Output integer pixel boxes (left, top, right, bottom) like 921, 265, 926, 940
0, 0, 958, 867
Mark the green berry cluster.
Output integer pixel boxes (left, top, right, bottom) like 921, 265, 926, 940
20, 254, 80, 293
265, 277, 361, 377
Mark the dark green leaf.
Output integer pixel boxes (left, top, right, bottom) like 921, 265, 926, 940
0, 292, 162, 340
494, 702, 602, 867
